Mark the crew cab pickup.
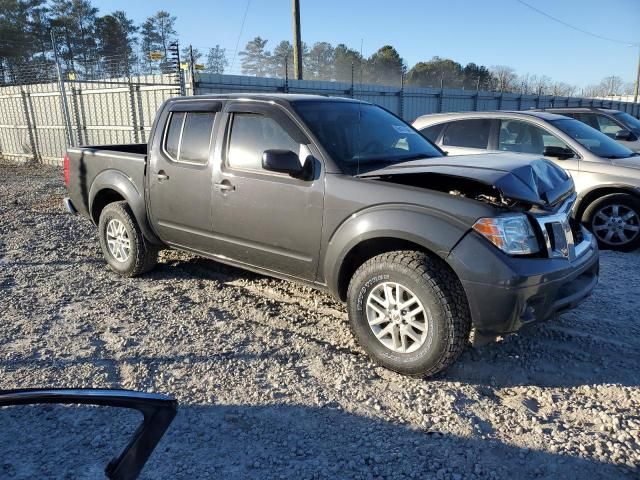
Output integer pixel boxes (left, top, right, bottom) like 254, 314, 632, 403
63, 94, 599, 376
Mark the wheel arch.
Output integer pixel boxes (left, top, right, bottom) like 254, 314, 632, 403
576, 184, 640, 221
323, 207, 469, 301
89, 170, 162, 245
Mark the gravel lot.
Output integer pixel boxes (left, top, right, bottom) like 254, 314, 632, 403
1, 160, 639, 479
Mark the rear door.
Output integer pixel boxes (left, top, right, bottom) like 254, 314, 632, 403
440, 118, 497, 155
209, 102, 324, 281
148, 100, 222, 252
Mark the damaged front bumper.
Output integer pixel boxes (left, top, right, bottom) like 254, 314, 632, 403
447, 228, 599, 334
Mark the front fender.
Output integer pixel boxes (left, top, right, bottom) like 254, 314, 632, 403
89, 170, 160, 244
322, 205, 471, 297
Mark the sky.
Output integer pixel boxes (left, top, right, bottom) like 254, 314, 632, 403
91, 0, 640, 88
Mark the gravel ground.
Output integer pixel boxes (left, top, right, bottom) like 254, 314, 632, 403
1, 160, 639, 480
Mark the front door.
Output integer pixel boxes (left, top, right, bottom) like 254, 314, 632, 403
148, 100, 221, 252
209, 103, 324, 281
496, 118, 581, 179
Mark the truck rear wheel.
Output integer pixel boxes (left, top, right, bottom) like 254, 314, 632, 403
346, 251, 471, 377
98, 201, 158, 277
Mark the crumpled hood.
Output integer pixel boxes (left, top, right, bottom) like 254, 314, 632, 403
357, 152, 574, 207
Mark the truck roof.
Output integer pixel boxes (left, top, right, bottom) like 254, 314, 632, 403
166, 93, 364, 105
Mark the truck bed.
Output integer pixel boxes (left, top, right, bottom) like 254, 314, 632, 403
65, 143, 148, 221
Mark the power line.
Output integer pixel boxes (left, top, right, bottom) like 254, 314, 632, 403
230, 0, 251, 71
515, 0, 639, 46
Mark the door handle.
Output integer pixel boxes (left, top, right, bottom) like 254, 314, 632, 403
156, 171, 169, 181
214, 181, 235, 192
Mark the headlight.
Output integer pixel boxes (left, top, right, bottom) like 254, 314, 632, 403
473, 214, 540, 255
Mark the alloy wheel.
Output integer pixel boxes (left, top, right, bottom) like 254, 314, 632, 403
365, 282, 429, 354
591, 203, 640, 247
106, 219, 131, 262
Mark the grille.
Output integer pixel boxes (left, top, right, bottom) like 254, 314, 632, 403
532, 194, 583, 261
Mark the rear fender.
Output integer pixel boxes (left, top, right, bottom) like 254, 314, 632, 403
89, 170, 161, 244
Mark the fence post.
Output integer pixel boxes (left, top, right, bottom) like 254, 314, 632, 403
438, 89, 444, 113
135, 84, 146, 143
350, 62, 355, 98
498, 92, 503, 110
70, 86, 85, 146
284, 56, 289, 93
20, 88, 40, 163
398, 71, 405, 119
51, 30, 74, 147
128, 82, 140, 144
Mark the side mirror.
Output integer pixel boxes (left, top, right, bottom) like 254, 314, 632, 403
262, 149, 308, 178
615, 129, 634, 141
543, 145, 574, 160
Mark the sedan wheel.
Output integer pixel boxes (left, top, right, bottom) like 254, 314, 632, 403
583, 193, 640, 252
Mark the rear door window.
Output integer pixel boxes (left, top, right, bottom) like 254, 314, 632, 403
442, 119, 492, 149
420, 124, 445, 143
163, 111, 216, 164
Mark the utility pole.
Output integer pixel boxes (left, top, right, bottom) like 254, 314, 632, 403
634, 45, 640, 104
292, 0, 303, 80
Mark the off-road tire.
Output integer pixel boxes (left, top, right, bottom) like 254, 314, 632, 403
582, 193, 640, 252
98, 201, 158, 277
346, 250, 471, 377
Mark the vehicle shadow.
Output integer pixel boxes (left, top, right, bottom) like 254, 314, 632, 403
0, 402, 635, 480
146, 254, 640, 389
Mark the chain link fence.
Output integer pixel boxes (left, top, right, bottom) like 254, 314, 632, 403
1, 46, 639, 166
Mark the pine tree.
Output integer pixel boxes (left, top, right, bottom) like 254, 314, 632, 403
206, 45, 228, 74
95, 11, 137, 76
270, 40, 293, 78
239, 36, 271, 77
306, 42, 334, 80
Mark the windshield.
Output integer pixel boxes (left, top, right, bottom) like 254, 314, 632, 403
613, 112, 640, 133
292, 101, 442, 174
550, 118, 636, 159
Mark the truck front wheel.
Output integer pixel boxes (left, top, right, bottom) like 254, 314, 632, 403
98, 201, 158, 277
347, 251, 471, 377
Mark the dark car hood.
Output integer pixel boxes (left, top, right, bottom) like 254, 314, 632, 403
356, 153, 574, 207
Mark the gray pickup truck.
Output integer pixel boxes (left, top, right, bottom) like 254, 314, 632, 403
64, 94, 599, 376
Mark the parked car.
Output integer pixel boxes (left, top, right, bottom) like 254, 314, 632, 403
63, 94, 598, 376
413, 110, 640, 251
535, 107, 640, 152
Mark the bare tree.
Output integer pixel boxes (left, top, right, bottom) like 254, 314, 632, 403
600, 76, 624, 95
531, 75, 551, 96
490, 65, 517, 92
